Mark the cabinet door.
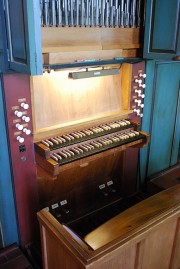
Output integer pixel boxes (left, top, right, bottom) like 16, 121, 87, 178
144, 0, 180, 60
0, 0, 42, 75
0, 76, 19, 246
147, 62, 180, 176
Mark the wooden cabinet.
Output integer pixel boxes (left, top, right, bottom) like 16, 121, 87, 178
0, 0, 143, 75
1, 0, 180, 72
143, 0, 180, 60
37, 185, 180, 269
140, 61, 180, 179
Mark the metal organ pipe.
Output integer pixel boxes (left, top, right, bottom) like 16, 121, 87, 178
40, 0, 144, 28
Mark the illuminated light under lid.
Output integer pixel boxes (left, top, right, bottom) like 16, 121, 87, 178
68, 68, 120, 80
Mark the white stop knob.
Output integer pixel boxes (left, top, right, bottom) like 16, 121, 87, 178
135, 99, 141, 104
137, 112, 143, 117
134, 109, 140, 114
23, 128, 31, 135
135, 79, 142, 84
14, 110, 23, 117
17, 136, 24, 143
138, 94, 145, 98
139, 73, 146, 78
21, 103, 29, 110
138, 103, 144, 108
135, 89, 141, 94
16, 123, 23, 131
139, 84, 146, 88
22, 116, 30, 122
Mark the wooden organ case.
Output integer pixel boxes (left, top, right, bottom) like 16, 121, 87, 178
32, 1, 179, 267
36, 61, 180, 269
33, 59, 160, 268
0, 0, 179, 267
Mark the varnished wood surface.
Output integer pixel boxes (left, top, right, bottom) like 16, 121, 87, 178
147, 163, 180, 194
32, 110, 132, 142
31, 70, 123, 139
31, 62, 144, 142
37, 150, 123, 208
38, 185, 180, 269
42, 27, 141, 51
41, 27, 142, 64
41, 28, 142, 65
84, 184, 180, 250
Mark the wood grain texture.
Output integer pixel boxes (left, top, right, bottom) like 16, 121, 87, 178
31, 70, 122, 132
41, 27, 142, 64
37, 151, 123, 208
170, 219, 180, 269
31, 65, 138, 141
38, 185, 180, 269
84, 185, 180, 250
137, 220, 178, 269
42, 27, 141, 52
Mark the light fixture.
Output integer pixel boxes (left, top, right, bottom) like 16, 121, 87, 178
68, 68, 119, 79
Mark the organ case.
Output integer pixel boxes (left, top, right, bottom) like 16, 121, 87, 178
37, 185, 180, 269
32, 61, 151, 269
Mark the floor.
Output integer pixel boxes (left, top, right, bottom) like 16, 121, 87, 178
147, 152, 180, 194
0, 244, 34, 269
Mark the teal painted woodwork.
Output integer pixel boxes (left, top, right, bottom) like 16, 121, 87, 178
0, 23, 4, 72
144, 0, 180, 60
0, 1, 8, 73
0, 76, 19, 246
1, 0, 42, 75
148, 62, 180, 176
141, 61, 180, 180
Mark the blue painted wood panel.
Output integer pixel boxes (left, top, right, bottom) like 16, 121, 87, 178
2, 0, 42, 75
0, 76, 19, 246
144, 0, 180, 60
147, 62, 180, 176
0, 21, 4, 72
7, 0, 26, 61
0, 1, 9, 73
140, 60, 155, 184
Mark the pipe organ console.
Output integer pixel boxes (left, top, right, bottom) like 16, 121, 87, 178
1, 1, 180, 268
32, 60, 156, 269
30, 60, 148, 228
1, 50, 149, 253
33, 61, 148, 180
3, 53, 180, 269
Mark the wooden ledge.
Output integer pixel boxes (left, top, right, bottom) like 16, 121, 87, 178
84, 185, 180, 250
